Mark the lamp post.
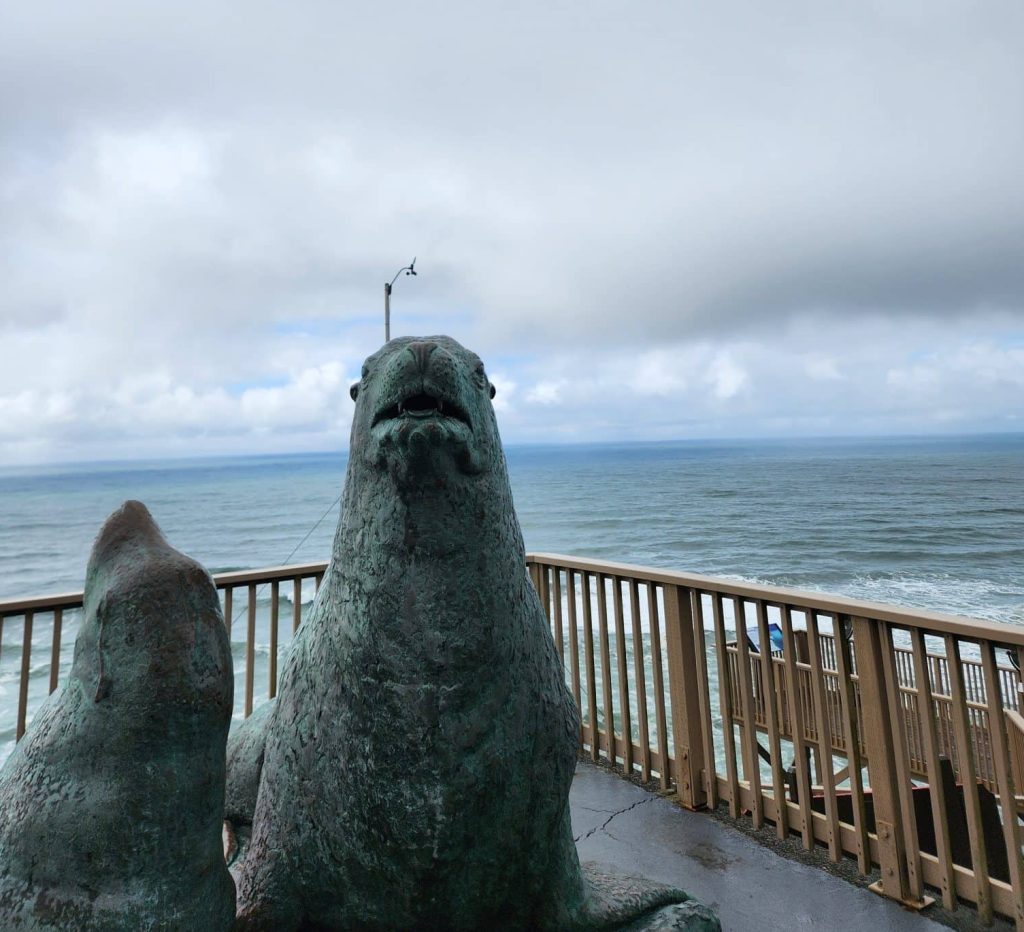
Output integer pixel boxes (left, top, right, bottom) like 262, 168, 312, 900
384, 257, 417, 343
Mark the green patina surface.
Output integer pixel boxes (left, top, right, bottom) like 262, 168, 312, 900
0, 501, 236, 931
229, 337, 719, 931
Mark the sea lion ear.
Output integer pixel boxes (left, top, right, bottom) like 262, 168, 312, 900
350, 383, 360, 402
489, 383, 496, 400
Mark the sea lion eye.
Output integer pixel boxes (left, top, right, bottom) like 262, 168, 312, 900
489, 383, 496, 399
350, 383, 360, 402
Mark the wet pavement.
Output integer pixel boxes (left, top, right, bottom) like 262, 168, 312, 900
570, 761, 949, 932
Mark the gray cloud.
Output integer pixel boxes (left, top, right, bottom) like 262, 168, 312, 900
1, 1, 1021, 460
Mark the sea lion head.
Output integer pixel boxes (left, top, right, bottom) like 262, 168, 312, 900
71, 500, 232, 720
349, 335, 500, 484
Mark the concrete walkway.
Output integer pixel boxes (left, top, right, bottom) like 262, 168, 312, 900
570, 761, 947, 932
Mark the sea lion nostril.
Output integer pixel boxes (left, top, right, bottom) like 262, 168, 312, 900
407, 341, 437, 374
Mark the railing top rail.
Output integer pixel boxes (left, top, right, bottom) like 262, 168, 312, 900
0, 561, 330, 618
0, 590, 85, 617
210, 561, 329, 587
526, 552, 1024, 646
4, 552, 1021, 647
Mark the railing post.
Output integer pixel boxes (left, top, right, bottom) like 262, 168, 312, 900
528, 561, 541, 600
664, 584, 708, 810
852, 615, 931, 909
537, 564, 551, 624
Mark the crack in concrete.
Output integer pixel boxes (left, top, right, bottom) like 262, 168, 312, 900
574, 796, 655, 843
601, 828, 647, 858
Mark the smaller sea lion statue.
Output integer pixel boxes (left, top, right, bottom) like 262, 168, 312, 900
0, 501, 236, 931
231, 336, 719, 931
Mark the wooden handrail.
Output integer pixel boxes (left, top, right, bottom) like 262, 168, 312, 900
526, 553, 1024, 645
0, 562, 329, 618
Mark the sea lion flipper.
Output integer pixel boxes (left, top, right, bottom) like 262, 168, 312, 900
617, 901, 722, 931
569, 864, 710, 930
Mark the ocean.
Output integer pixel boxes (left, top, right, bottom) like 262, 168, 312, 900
1, 434, 1023, 762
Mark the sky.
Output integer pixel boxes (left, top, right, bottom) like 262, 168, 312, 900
1, 1, 1022, 465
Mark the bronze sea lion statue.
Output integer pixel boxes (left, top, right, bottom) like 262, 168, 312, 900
231, 336, 719, 931
0, 501, 236, 931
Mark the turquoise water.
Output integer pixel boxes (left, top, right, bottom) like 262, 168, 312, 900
1, 435, 1022, 764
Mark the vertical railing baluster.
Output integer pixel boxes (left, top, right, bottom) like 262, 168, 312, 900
648, 584, 671, 790
552, 568, 565, 664
834, 614, 869, 874
582, 572, 598, 762
538, 565, 551, 623
244, 583, 256, 717
878, 623, 923, 900
713, 592, 740, 817
16, 612, 33, 740
49, 608, 63, 695
597, 575, 614, 763
613, 577, 633, 775
629, 579, 651, 782
292, 578, 302, 633
781, 605, 813, 849
566, 570, 581, 716
733, 596, 763, 826
269, 581, 280, 699
910, 629, 955, 909
755, 600, 787, 838
691, 590, 718, 809
945, 634, 992, 922
979, 641, 1024, 928
223, 587, 233, 633
806, 610, 839, 860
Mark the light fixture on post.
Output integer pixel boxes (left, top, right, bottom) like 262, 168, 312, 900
384, 257, 417, 343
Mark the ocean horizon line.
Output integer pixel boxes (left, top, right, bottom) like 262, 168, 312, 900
2, 429, 1023, 476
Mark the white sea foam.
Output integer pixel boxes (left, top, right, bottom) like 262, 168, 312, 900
841, 572, 1024, 625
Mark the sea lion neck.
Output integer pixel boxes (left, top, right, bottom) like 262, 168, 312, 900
336, 456, 520, 562
315, 430, 528, 668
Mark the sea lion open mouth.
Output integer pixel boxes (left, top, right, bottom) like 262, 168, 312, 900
372, 389, 472, 429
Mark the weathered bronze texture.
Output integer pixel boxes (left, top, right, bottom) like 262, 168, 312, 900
0, 501, 236, 930
230, 337, 716, 930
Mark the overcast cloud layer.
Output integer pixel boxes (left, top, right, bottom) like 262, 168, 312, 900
2, 1, 1022, 464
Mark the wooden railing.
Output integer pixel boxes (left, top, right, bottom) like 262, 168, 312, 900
0, 562, 328, 745
2, 555, 1022, 926
527, 554, 1024, 928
